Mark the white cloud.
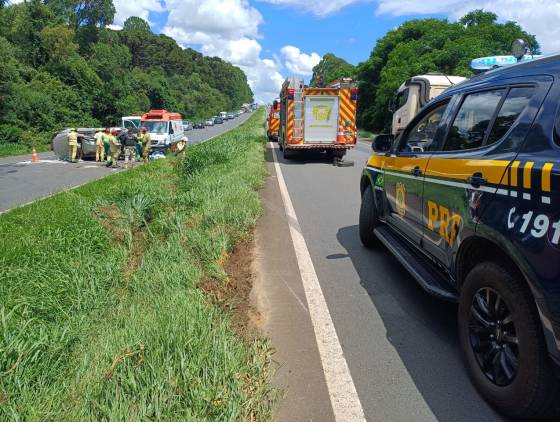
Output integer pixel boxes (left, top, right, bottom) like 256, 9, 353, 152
164, 0, 262, 42
112, 0, 164, 27
280, 45, 321, 75
376, 0, 560, 53
259, 0, 368, 17
161, 0, 285, 103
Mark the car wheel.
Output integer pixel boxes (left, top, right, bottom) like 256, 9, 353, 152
359, 185, 380, 248
458, 262, 560, 418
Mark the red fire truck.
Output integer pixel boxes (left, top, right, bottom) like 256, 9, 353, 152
267, 100, 281, 142
277, 77, 358, 159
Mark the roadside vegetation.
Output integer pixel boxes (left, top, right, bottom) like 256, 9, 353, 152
0, 111, 275, 420
0, 0, 252, 157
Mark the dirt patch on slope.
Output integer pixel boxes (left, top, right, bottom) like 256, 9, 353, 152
197, 236, 263, 337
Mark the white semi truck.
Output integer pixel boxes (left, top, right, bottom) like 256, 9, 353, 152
390, 74, 466, 135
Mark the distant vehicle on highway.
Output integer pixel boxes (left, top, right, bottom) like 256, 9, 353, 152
205, 118, 215, 126
214, 116, 224, 124
219, 111, 227, 120
183, 120, 193, 131
193, 121, 205, 129
226, 113, 235, 120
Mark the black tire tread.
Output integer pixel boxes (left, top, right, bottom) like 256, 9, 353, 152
359, 185, 380, 248
459, 262, 560, 418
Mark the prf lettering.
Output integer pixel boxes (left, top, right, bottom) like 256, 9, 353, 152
427, 200, 463, 247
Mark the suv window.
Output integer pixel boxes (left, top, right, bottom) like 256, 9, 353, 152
401, 102, 448, 153
444, 90, 504, 151
486, 87, 534, 145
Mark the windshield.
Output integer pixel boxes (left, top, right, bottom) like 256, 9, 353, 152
123, 118, 141, 129
142, 121, 168, 134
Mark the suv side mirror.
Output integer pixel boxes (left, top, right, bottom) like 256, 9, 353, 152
372, 134, 394, 153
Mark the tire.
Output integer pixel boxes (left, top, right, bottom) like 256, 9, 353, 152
458, 262, 560, 418
359, 185, 380, 248
278, 141, 284, 151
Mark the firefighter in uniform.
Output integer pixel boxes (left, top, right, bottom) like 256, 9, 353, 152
140, 127, 151, 163
103, 128, 111, 164
107, 128, 121, 168
68, 128, 79, 162
135, 129, 143, 160
94, 129, 104, 162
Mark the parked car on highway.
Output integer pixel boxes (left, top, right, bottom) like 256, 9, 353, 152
193, 121, 205, 129
227, 113, 235, 120
183, 120, 193, 131
359, 53, 560, 418
214, 116, 224, 124
205, 118, 215, 126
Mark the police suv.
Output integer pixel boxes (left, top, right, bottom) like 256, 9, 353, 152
359, 54, 560, 418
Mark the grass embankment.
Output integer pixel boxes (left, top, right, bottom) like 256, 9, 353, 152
0, 142, 50, 158
0, 110, 275, 419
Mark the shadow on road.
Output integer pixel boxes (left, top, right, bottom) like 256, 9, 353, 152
334, 224, 506, 422
265, 144, 338, 166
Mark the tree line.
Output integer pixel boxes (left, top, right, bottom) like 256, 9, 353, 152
310, 10, 539, 133
0, 0, 253, 153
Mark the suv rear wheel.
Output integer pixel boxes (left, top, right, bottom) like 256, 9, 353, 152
359, 185, 380, 248
458, 262, 560, 418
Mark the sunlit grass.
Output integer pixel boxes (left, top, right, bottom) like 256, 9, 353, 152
0, 110, 274, 420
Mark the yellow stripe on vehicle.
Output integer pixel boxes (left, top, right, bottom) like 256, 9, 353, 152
425, 158, 510, 185
509, 161, 520, 186
523, 161, 534, 189
542, 162, 554, 192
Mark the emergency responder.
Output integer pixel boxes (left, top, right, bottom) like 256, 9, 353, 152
107, 128, 121, 168
135, 129, 143, 160
103, 128, 111, 164
94, 129, 104, 162
123, 129, 136, 169
140, 127, 151, 163
67, 128, 79, 162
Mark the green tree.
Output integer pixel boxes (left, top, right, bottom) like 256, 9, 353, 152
310, 53, 356, 87
357, 10, 539, 132
123, 16, 151, 32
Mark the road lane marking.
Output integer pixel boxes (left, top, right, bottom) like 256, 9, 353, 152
269, 142, 366, 422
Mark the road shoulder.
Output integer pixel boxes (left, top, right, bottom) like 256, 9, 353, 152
253, 143, 335, 422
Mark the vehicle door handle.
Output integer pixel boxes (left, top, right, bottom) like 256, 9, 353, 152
411, 166, 422, 177
467, 172, 488, 187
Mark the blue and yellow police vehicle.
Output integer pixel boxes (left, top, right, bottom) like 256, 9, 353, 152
359, 53, 560, 418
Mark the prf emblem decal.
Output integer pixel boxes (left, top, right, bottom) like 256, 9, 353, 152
396, 182, 406, 217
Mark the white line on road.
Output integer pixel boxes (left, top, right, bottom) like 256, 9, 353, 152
269, 142, 366, 422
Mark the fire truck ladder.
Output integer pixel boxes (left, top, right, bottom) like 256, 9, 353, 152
292, 85, 304, 140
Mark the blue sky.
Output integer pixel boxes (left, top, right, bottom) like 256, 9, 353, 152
110, 0, 560, 103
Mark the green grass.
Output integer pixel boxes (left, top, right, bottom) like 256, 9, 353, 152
0, 143, 49, 158
0, 110, 275, 420
358, 129, 376, 140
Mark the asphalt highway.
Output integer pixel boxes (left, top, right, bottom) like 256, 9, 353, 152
264, 141, 507, 421
0, 112, 254, 213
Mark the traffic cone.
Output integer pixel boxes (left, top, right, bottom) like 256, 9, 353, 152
31, 145, 40, 162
